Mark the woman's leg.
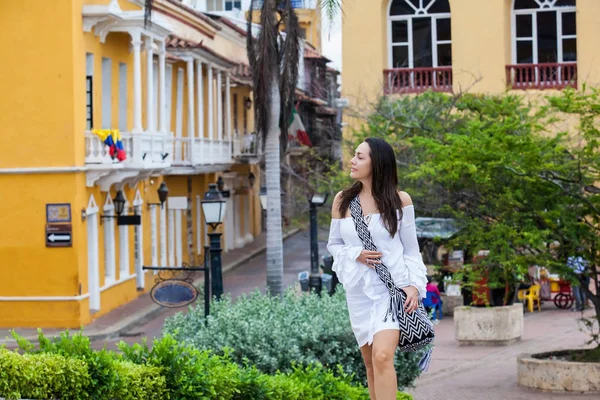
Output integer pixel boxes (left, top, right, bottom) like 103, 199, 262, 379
372, 329, 400, 400
360, 344, 376, 400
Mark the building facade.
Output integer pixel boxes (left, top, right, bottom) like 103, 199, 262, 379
0, 0, 261, 328
342, 0, 600, 118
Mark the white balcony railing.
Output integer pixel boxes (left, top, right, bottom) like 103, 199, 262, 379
233, 132, 260, 158
171, 138, 233, 166
85, 131, 173, 168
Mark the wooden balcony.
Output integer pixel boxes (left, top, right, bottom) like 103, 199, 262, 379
384, 67, 453, 95
506, 63, 577, 90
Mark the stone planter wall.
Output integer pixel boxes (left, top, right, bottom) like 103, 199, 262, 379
441, 293, 463, 316
454, 303, 523, 345
518, 352, 600, 393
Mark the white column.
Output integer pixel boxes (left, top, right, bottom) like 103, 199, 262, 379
150, 205, 158, 273
135, 206, 144, 289
145, 36, 155, 132
196, 60, 204, 160
175, 210, 183, 266
186, 58, 195, 164
160, 204, 167, 267
168, 209, 175, 266
217, 70, 223, 141
132, 31, 143, 132
208, 65, 214, 141
158, 41, 167, 134
225, 72, 232, 159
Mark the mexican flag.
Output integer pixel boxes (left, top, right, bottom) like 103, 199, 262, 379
288, 107, 312, 147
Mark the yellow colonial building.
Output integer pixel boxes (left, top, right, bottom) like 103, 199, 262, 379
342, 0, 600, 116
0, 0, 262, 328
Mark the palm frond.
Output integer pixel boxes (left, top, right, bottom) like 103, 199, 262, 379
320, 0, 342, 25
247, 0, 280, 148
278, 0, 302, 151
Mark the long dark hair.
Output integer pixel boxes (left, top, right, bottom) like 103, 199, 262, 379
338, 137, 404, 237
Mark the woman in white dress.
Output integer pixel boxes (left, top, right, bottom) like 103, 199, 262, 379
327, 138, 428, 400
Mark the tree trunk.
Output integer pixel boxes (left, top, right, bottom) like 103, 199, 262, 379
265, 74, 284, 296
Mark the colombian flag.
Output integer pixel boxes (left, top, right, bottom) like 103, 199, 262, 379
92, 129, 127, 162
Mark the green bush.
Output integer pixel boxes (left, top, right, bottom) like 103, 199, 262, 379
112, 360, 168, 399
9, 331, 167, 399
163, 288, 423, 390
118, 335, 409, 400
0, 348, 90, 400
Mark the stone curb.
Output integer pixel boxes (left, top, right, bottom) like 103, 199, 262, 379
0, 228, 302, 346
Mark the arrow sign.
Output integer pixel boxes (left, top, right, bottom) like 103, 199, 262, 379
48, 234, 71, 242
46, 224, 72, 248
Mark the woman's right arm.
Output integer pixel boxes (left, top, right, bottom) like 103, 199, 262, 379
326, 192, 368, 288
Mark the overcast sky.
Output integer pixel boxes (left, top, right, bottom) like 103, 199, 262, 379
321, 12, 343, 71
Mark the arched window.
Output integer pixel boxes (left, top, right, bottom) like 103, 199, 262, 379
509, 0, 576, 89
388, 0, 451, 69
386, 0, 452, 94
512, 0, 576, 65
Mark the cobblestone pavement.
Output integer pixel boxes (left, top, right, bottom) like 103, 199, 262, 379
407, 305, 597, 400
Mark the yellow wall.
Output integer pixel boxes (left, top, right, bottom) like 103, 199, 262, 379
0, 0, 77, 168
342, 0, 600, 117
0, 0, 262, 329
297, 8, 322, 52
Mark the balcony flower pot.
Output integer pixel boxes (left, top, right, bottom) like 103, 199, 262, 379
517, 348, 600, 393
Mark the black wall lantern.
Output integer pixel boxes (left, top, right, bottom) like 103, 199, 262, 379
147, 181, 169, 210
101, 190, 127, 224
248, 172, 256, 188
216, 176, 225, 192
244, 96, 252, 110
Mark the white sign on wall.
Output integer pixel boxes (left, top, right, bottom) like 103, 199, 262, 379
168, 196, 188, 210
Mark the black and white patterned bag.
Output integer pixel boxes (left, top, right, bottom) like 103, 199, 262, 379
349, 196, 434, 371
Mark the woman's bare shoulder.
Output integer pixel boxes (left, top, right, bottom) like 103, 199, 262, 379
397, 190, 413, 207
331, 191, 344, 219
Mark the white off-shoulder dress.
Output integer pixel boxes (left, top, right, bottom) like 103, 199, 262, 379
326, 205, 428, 348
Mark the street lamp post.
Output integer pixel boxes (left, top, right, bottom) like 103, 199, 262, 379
201, 183, 227, 299
308, 192, 329, 295
259, 186, 267, 232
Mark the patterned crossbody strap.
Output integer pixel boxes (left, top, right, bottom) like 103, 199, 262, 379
349, 196, 408, 322
349, 196, 401, 296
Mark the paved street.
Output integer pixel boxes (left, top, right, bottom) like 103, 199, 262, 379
408, 305, 597, 399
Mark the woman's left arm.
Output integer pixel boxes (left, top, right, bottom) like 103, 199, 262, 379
398, 192, 428, 299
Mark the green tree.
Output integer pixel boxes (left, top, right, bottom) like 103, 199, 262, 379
354, 90, 599, 352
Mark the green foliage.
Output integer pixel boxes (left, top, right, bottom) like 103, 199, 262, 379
0, 348, 90, 400
354, 89, 600, 337
3, 330, 402, 399
163, 288, 423, 390
111, 360, 168, 400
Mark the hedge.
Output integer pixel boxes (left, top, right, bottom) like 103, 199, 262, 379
2, 332, 413, 400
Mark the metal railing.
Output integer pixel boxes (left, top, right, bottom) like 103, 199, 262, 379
506, 63, 577, 90
383, 67, 453, 95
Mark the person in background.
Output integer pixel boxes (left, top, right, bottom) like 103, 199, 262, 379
567, 252, 589, 312
426, 276, 441, 305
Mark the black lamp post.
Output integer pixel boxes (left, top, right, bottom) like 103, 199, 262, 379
201, 183, 227, 299
308, 192, 329, 294
259, 187, 267, 232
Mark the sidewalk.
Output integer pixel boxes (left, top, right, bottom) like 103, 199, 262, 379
408, 303, 598, 399
0, 226, 302, 346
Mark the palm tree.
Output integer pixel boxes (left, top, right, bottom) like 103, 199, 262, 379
247, 0, 341, 296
